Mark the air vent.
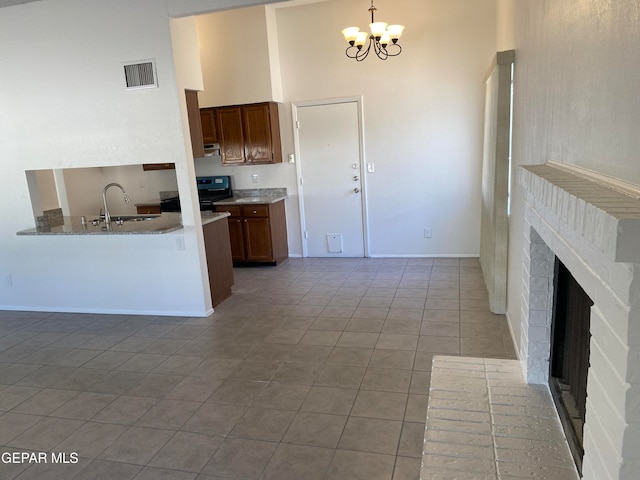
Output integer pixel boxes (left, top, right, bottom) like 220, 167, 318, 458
122, 59, 158, 90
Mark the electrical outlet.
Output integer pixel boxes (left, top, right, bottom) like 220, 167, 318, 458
3, 274, 13, 286
251, 173, 259, 183
288, 153, 295, 164
176, 237, 185, 251
424, 227, 432, 238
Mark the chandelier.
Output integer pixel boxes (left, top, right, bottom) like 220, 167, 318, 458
341, 1, 405, 61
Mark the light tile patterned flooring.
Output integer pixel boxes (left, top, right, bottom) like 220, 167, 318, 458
0, 257, 516, 480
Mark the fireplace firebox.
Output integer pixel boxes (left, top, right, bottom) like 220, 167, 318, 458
549, 257, 593, 474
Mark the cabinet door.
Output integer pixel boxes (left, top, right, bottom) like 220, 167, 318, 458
216, 107, 245, 165
200, 109, 217, 144
244, 217, 273, 261
185, 90, 205, 158
203, 219, 234, 306
242, 104, 273, 164
227, 217, 246, 262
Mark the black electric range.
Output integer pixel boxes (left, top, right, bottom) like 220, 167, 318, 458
159, 176, 232, 212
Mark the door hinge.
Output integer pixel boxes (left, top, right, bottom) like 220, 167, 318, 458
296, 121, 300, 129
300, 178, 303, 185
304, 231, 308, 239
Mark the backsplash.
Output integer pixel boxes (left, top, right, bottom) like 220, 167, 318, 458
233, 188, 287, 198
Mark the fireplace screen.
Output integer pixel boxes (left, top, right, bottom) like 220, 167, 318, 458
549, 257, 593, 474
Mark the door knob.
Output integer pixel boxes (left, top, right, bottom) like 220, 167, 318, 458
353, 188, 360, 193
353, 176, 359, 181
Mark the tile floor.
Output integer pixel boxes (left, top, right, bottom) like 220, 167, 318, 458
0, 257, 516, 480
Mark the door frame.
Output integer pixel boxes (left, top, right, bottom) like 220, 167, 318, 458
291, 96, 370, 258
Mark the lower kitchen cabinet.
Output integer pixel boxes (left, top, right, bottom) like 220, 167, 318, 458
215, 200, 288, 265
202, 217, 235, 306
135, 204, 161, 215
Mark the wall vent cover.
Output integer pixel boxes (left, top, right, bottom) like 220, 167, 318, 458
122, 59, 158, 90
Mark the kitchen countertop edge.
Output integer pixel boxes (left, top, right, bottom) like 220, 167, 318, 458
212, 195, 287, 206
201, 211, 230, 226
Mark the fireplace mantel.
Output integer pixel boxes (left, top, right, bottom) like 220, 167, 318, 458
519, 163, 640, 263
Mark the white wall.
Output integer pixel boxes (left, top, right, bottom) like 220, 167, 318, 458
60, 166, 179, 217
502, 0, 640, 356
196, 6, 279, 107
195, 0, 497, 256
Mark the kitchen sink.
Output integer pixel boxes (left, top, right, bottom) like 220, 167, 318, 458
113, 215, 160, 222
91, 215, 160, 224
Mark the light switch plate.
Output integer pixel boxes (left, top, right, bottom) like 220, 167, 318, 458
367, 163, 375, 173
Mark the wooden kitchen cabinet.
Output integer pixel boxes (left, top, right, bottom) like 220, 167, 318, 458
215, 102, 282, 165
202, 217, 235, 306
215, 200, 288, 265
216, 107, 245, 165
135, 204, 161, 215
200, 108, 217, 144
142, 162, 175, 171
186, 89, 205, 158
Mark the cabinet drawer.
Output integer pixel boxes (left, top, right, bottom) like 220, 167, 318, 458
136, 205, 161, 215
215, 205, 241, 217
242, 205, 269, 218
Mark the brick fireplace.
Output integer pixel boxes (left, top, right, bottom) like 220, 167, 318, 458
518, 163, 640, 479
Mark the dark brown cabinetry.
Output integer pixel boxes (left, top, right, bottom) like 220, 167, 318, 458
215, 201, 288, 265
135, 204, 161, 215
186, 89, 205, 159
214, 102, 282, 165
202, 218, 235, 306
200, 108, 217, 144
142, 163, 175, 171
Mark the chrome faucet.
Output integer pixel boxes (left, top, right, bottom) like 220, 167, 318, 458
102, 183, 131, 227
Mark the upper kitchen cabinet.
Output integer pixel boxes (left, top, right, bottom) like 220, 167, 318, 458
216, 107, 245, 165
200, 108, 217, 144
185, 90, 205, 159
216, 102, 282, 165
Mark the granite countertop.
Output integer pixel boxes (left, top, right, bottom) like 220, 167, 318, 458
213, 188, 287, 206
17, 211, 234, 236
201, 211, 230, 226
17, 213, 183, 236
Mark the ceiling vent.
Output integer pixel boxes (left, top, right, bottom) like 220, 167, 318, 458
122, 59, 158, 90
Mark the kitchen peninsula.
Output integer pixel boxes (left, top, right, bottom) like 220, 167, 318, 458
16, 211, 235, 308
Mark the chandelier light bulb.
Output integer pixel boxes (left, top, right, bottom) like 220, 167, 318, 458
369, 21, 388, 40
355, 31, 369, 48
387, 24, 405, 43
341, 26, 360, 45
380, 31, 391, 47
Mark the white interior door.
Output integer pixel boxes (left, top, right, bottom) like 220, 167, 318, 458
295, 100, 366, 257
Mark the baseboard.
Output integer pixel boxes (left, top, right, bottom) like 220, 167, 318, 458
0, 305, 213, 318
505, 309, 521, 360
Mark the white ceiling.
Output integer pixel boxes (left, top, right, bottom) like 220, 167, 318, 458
0, 0, 40, 7
0, 0, 329, 8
